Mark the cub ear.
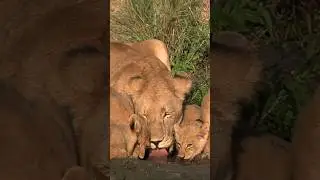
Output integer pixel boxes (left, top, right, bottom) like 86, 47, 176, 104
173, 73, 192, 100
129, 114, 142, 133
127, 75, 145, 94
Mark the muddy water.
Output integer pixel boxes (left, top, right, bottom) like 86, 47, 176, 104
110, 158, 210, 180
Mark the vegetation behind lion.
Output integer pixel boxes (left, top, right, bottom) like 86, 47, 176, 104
111, 0, 209, 105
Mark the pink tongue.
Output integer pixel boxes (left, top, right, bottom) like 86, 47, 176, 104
149, 149, 168, 158
148, 149, 168, 163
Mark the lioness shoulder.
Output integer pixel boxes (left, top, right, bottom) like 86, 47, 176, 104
125, 39, 171, 71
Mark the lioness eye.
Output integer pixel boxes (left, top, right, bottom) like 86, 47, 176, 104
163, 112, 169, 118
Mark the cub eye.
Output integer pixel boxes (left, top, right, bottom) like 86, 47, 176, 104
176, 143, 181, 150
186, 144, 193, 150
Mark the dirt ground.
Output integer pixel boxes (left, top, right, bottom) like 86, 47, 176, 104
110, 158, 210, 180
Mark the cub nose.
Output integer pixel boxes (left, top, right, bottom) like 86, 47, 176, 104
177, 152, 185, 159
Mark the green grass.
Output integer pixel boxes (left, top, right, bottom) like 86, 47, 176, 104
111, 0, 210, 105
212, 0, 320, 140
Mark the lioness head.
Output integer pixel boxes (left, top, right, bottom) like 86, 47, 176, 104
110, 41, 192, 151
131, 72, 192, 150
174, 104, 207, 160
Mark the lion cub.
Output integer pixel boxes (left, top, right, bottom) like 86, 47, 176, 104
174, 104, 209, 160
110, 113, 150, 159
110, 89, 151, 159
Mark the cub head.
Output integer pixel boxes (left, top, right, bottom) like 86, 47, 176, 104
174, 104, 206, 160
128, 114, 151, 159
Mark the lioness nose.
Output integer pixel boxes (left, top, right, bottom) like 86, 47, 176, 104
151, 141, 161, 148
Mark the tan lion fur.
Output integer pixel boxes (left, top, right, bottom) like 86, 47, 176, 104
109, 89, 151, 159
195, 90, 211, 159
110, 41, 192, 150
126, 39, 171, 71
174, 104, 210, 160
110, 114, 150, 159
80, 89, 151, 178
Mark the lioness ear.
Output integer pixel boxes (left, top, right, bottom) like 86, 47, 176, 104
129, 114, 142, 133
173, 73, 192, 100
128, 76, 145, 94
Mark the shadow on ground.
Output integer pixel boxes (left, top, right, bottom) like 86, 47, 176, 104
110, 158, 210, 180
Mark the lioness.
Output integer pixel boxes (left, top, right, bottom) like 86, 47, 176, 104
110, 41, 192, 153
235, 134, 291, 180
174, 104, 210, 160
211, 31, 262, 179
292, 87, 320, 180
